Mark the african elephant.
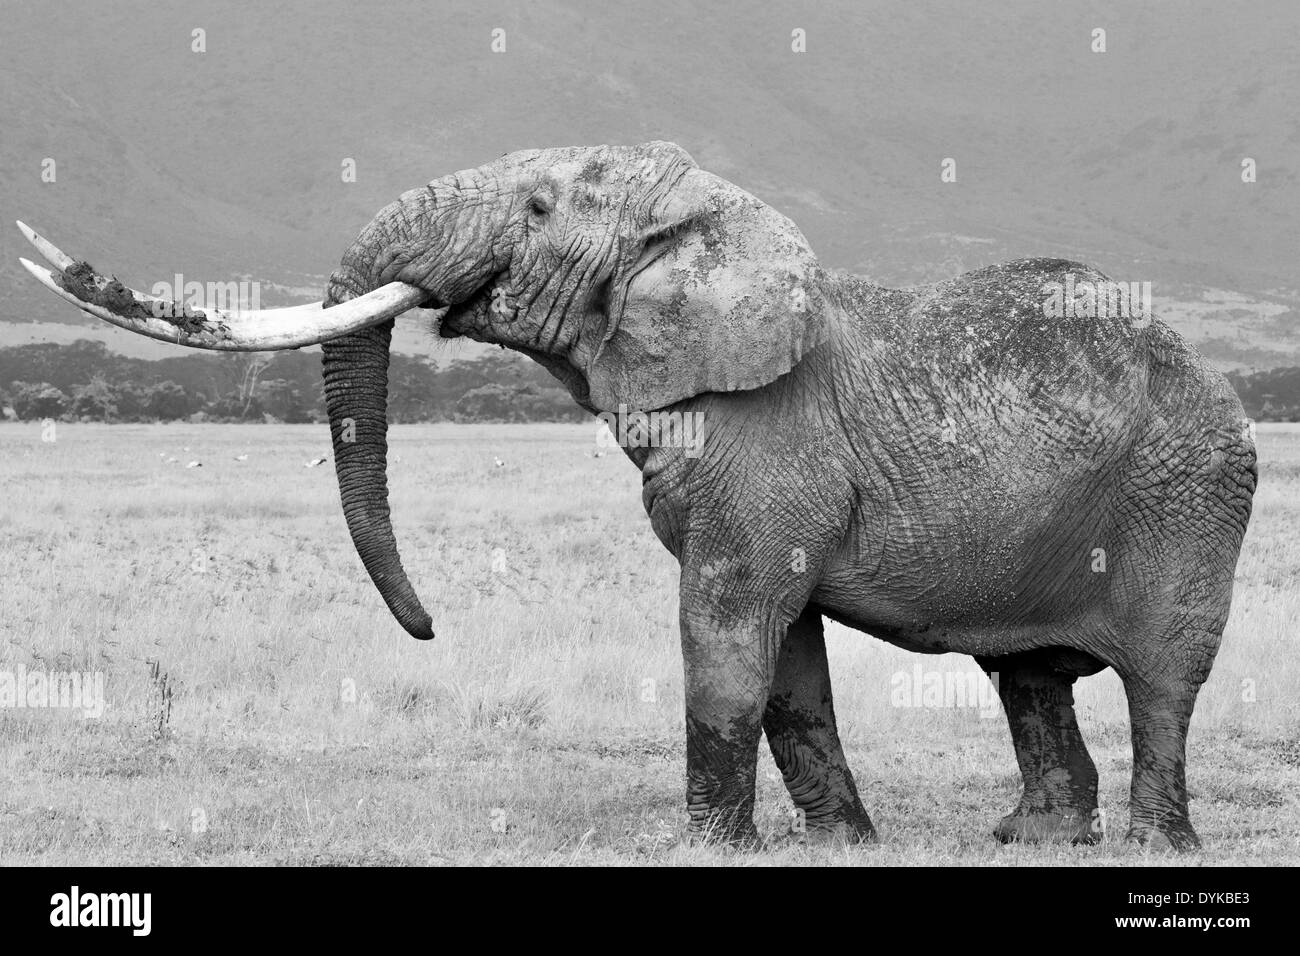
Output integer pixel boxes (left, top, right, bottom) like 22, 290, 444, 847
19, 140, 1257, 850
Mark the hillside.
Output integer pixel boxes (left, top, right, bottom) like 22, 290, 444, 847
2, 0, 1296, 367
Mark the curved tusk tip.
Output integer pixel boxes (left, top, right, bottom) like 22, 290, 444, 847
18, 257, 60, 288
17, 222, 76, 272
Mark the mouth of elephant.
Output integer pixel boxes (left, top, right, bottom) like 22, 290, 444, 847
436, 218, 695, 344
436, 274, 509, 339
436, 270, 619, 345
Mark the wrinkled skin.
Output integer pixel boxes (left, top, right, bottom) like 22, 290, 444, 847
322, 141, 1256, 850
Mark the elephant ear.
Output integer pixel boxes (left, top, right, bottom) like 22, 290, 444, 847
585, 168, 828, 413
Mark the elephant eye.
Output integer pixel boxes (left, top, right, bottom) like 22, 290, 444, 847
527, 195, 554, 217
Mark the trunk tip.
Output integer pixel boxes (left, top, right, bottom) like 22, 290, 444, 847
405, 613, 436, 641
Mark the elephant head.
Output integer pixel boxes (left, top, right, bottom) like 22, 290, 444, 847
17, 141, 829, 641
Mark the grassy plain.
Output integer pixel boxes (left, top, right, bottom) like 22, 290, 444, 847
1, 422, 1296, 865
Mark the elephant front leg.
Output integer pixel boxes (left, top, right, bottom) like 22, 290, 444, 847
680, 607, 773, 847
764, 609, 875, 844
978, 653, 1101, 845
666, 454, 855, 848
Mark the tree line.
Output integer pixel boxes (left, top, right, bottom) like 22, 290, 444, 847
0, 340, 585, 423
1, 340, 1298, 423
1224, 367, 1300, 423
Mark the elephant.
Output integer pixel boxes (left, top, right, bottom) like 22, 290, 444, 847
18, 140, 1257, 851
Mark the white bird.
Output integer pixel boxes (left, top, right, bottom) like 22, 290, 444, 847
494, 457, 506, 468
306, 457, 327, 468
185, 460, 202, 468
234, 454, 248, 462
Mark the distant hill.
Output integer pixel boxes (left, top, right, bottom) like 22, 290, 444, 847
2, 0, 1297, 367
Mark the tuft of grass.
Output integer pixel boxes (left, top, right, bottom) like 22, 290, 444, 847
442, 681, 550, 731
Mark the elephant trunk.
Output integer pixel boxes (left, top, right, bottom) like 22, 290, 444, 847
321, 193, 436, 639
320, 172, 500, 641
321, 319, 433, 640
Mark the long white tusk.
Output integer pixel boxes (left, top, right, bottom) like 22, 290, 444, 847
15, 222, 437, 351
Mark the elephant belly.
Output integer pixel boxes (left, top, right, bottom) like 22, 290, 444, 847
810, 455, 1127, 657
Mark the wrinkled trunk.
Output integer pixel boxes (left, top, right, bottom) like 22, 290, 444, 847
320, 172, 501, 641
321, 191, 438, 640
321, 318, 433, 640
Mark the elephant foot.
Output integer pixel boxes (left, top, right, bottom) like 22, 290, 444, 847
797, 818, 878, 848
684, 817, 764, 850
1125, 819, 1200, 852
994, 807, 1100, 845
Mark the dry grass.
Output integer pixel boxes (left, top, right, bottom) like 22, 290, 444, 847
1, 421, 1296, 865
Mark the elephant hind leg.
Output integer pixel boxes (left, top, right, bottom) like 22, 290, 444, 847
1106, 612, 1223, 852
977, 651, 1102, 845
763, 608, 876, 844
1105, 492, 1242, 851
1118, 668, 1203, 851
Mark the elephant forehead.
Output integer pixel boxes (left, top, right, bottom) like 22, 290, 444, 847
493, 142, 694, 188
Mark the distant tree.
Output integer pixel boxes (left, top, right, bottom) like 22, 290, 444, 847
10, 381, 70, 420
235, 354, 276, 418
206, 390, 259, 421
111, 383, 148, 420
69, 377, 119, 421
454, 382, 585, 422
255, 378, 309, 423
0, 341, 118, 393
143, 381, 198, 420
1226, 367, 1300, 421
515, 384, 585, 422
388, 355, 443, 421
455, 383, 520, 422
